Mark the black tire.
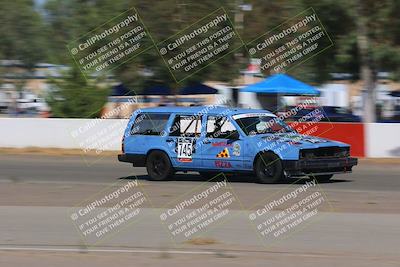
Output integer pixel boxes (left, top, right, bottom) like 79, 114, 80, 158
254, 152, 284, 184
199, 171, 221, 180
146, 151, 174, 181
313, 174, 333, 182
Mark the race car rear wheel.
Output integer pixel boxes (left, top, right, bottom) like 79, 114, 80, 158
313, 174, 333, 182
254, 152, 283, 184
146, 151, 174, 181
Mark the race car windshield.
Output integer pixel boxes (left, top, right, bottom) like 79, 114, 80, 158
234, 115, 294, 135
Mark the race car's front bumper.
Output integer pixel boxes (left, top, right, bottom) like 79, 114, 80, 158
282, 157, 358, 177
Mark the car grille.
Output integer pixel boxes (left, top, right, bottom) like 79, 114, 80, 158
300, 146, 350, 159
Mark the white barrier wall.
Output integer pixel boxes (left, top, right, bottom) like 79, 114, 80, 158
0, 118, 128, 151
366, 123, 400, 158
1, 118, 400, 158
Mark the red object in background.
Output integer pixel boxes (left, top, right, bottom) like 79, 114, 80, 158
295, 122, 365, 157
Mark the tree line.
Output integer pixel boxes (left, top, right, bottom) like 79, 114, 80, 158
1, 0, 399, 120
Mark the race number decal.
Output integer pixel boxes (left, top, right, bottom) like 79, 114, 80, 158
177, 138, 193, 162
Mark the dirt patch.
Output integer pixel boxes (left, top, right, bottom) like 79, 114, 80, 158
185, 237, 218, 245
359, 158, 400, 164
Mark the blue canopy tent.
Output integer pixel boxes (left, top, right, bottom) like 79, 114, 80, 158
242, 74, 320, 96
179, 83, 218, 95
142, 85, 171, 95
111, 83, 131, 96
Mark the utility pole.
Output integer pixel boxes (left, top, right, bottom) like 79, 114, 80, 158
356, 0, 376, 122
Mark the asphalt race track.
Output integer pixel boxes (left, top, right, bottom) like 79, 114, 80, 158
0, 154, 399, 267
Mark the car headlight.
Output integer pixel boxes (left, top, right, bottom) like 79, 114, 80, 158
337, 147, 350, 157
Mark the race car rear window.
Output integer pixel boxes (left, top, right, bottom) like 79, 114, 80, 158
130, 113, 170, 135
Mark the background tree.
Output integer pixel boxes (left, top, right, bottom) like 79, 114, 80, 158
44, 0, 247, 93
46, 65, 109, 118
3, 0, 400, 120
0, 0, 48, 67
0, 0, 49, 93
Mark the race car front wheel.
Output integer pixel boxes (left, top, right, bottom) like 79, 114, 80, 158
254, 152, 284, 184
146, 151, 174, 181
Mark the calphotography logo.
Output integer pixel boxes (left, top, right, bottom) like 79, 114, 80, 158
69, 97, 138, 165
158, 174, 243, 244
69, 180, 150, 246
156, 7, 245, 82
246, 7, 333, 74
248, 179, 333, 246
68, 7, 153, 79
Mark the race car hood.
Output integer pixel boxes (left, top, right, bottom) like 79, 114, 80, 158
259, 132, 349, 149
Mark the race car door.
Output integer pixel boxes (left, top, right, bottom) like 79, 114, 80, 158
201, 115, 243, 170
167, 114, 202, 168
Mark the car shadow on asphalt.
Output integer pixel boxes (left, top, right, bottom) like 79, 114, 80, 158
119, 174, 352, 185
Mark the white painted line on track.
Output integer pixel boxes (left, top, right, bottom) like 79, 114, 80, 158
0, 246, 222, 255
1, 246, 396, 261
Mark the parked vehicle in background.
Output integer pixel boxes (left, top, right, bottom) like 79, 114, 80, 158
0, 89, 50, 116
378, 104, 400, 123
17, 97, 49, 114
0, 93, 8, 113
283, 106, 361, 122
118, 106, 358, 183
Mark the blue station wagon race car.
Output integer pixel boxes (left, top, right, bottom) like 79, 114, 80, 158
118, 106, 358, 183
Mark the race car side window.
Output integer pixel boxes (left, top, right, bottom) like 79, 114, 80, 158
130, 113, 170, 135
169, 115, 202, 138
206, 116, 239, 139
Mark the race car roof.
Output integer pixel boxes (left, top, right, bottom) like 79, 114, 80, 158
138, 106, 276, 117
